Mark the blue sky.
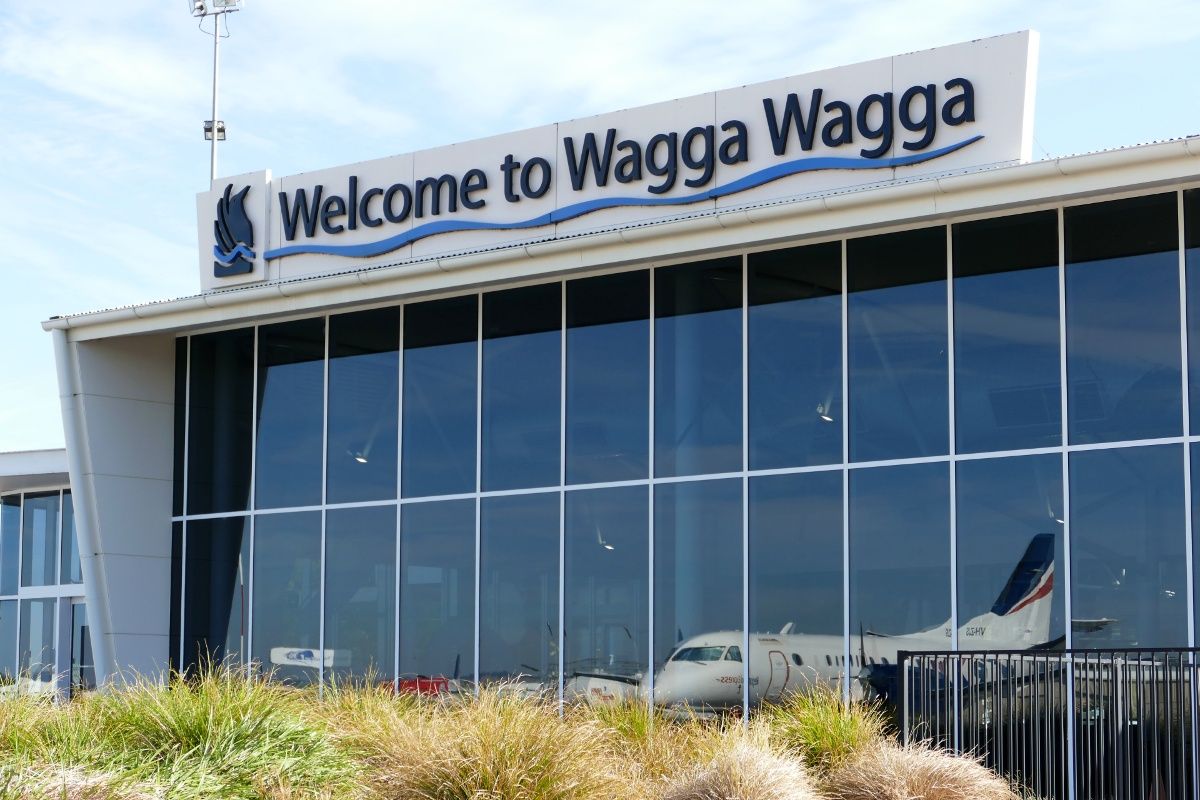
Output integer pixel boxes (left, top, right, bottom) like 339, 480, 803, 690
1, 1, 1198, 451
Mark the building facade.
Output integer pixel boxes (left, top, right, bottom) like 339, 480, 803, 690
0, 450, 93, 696
42, 32, 1200, 714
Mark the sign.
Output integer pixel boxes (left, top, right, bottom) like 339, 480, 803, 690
197, 32, 1038, 290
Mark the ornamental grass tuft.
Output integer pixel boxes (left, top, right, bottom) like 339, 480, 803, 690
824, 741, 1020, 800
761, 682, 888, 778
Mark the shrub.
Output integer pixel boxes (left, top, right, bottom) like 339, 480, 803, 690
825, 742, 1019, 800
333, 686, 628, 800
660, 734, 820, 800
762, 683, 888, 777
578, 698, 728, 787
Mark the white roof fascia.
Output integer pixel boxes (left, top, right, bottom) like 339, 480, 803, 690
44, 136, 1200, 342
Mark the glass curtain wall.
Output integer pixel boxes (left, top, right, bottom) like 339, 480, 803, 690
174, 188, 1200, 714
0, 489, 90, 695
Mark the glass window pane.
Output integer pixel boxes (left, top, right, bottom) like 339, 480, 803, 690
1066, 194, 1181, 444
564, 486, 647, 703
19, 598, 55, 693
953, 212, 1061, 453
252, 512, 321, 685
0, 496, 18, 595
170, 522, 182, 672
173, 336, 186, 516
188, 328, 254, 514
566, 271, 649, 484
327, 308, 399, 503
402, 296, 478, 498
480, 493, 558, 687
749, 242, 842, 468
71, 603, 95, 695
956, 455, 1064, 651
256, 319, 326, 509
21, 492, 59, 587
655, 258, 743, 477
1071, 445, 1186, 647
848, 228, 948, 462
325, 506, 396, 682
183, 517, 249, 671
482, 285, 561, 491
61, 491, 81, 585
749, 471, 843, 701
0, 600, 15, 685
400, 500, 474, 688
850, 463, 950, 673
1185, 189, 1200, 432
653, 479, 742, 712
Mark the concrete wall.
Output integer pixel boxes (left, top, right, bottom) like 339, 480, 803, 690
55, 330, 175, 685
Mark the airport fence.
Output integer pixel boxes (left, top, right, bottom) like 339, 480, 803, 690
898, 647, 1199, 800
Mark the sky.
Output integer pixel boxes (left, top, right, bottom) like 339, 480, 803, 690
1, 1, 1199, 452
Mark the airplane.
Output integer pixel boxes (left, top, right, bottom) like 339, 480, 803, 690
647, 533, 1059, 712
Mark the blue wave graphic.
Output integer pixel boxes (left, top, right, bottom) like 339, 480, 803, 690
264, 135, 983, 260
214, 243, 256, 265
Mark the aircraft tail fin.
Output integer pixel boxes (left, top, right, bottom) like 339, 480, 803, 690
959, 533, 1055, 648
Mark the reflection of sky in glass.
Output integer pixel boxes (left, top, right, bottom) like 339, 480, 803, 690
565, 486, 647, 679
19, 598, 55, 682
325, 506, 395, 681
327, 309, 398, 504
955, 266, 1060, 453
848, 282, 947, 461
252, 512, 321, 686
256, 320, 325, 509
187, 329, 254, 515
480, 493, 558, 684
750, 471, 842, 636
655, 309, 741, 477
20, 493, 58, 587
1189, 190, 1200, 433
1071, 446, 1187, 648
0, 498, 18, 595
956, 455, 1064, 650
567, 318, 648, 484
850, 462, 949, 639
749, 276, 841, 468
1066, 252, 1180, 444
654, 479, 741, 670
403, 338, 477, 497
183, 517, 248, 671
0, 600, 14, 681
400, 500, 474, 682
482, 286, 561, 491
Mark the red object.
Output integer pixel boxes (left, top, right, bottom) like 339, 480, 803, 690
397, 676, 450, 695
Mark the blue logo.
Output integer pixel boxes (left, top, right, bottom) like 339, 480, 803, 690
213, 184, 255, 277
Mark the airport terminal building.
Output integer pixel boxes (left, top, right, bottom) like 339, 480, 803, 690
40, 32, 1200, 717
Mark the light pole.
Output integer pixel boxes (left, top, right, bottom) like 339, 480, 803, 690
190, 0, 242, 185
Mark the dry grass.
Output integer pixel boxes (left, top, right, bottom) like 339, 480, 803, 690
825, 742, 1020, 800
328, 686, 629, 800
0, 765, 157, 800
0, 671, 1024, 800
660, 729, 821, 800
578, 698, 729, 787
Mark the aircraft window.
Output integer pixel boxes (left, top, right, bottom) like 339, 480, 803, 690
869, 657, 876, 665
724, 646, 742, 662
671, 646, 726, 662
881, 657, 889, 665
824, 655, 832, 666
791, 654, 803, 667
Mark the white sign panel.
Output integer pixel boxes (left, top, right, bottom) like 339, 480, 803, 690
197, 31, 1038, 291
